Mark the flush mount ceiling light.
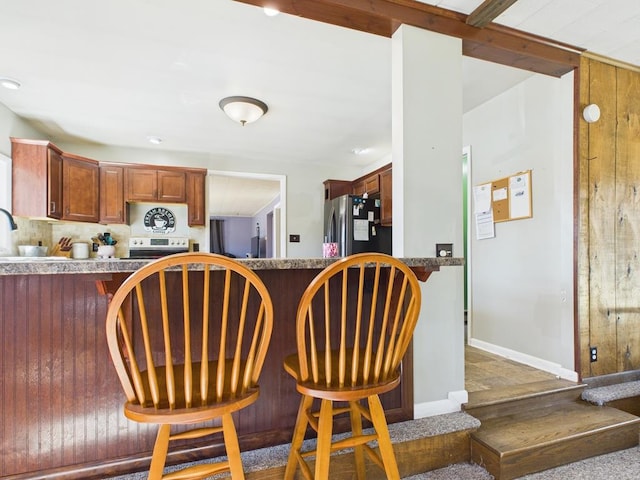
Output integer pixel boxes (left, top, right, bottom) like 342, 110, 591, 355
263, 6, 280, 16
351, 147, 372, 155
0, 77, 21, 90
219, 96, 268, 126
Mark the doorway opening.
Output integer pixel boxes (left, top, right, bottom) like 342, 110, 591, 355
207, 171, 286, 258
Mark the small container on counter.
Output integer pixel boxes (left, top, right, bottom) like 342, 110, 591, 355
71, 242, 90, 259
97, 245, 116, 259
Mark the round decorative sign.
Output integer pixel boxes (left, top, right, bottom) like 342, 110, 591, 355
143, 207, 176, 234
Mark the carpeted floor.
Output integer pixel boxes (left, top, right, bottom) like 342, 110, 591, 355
107, 445, 640, 479
404, 446, 640, 479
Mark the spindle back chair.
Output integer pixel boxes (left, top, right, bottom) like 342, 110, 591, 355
106, 252, 273, 480
283, 252, 422, 479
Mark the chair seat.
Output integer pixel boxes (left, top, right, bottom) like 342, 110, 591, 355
123, 360, 261, 423
284, 352, 401, 401
124, 388, 260, 424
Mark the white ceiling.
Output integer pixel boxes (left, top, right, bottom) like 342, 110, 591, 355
1, 0, 638, 215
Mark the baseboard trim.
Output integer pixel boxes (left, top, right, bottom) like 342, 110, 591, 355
414, 390, 468, 418
468, 338, 578, 382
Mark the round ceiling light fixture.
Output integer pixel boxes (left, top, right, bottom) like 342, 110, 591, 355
0, 77, 21, 90
219, 96, 268, 126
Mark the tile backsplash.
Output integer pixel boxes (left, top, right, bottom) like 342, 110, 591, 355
12, 217, 52, 248
11, 217, 130, 257
8, 217, 206, 258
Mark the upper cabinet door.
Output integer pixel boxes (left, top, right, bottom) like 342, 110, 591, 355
11, 138, 64, 219
100, 165, 126, 224
47, 147, 63, 219
62, 155, 100, 223
186, 171, 206, 226
157, 170, 186, 203
379, 168, 392, 226
125, 168, 186, 203
125, 167, 158, 202
352, 173, 380, 196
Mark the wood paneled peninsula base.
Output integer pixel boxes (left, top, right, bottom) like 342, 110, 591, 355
0, 256, 462, 479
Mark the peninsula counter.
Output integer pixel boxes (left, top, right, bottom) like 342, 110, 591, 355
0, 256, 463, 479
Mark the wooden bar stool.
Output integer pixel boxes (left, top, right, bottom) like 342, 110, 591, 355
283, 253, 422, 479
105, 252, 273, 479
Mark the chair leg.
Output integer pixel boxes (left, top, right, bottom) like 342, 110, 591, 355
368, 394, 400, 480
222, 413, 245, 479
285, 394, 314, 480
148, 424, 171, 480
349, 401, 366, 479
314, 399, 334, 479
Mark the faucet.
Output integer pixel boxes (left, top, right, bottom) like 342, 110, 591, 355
0, 208, 18, 231
0, 208, 17, 256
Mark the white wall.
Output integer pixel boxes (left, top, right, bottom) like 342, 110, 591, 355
0, 102, 44, 158
464, 73, 575, 377
212, 216, 253, 258
392, 25, 465, 416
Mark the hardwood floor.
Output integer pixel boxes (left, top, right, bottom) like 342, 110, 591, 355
464, 345, 640, 479
465, 344, 558, 395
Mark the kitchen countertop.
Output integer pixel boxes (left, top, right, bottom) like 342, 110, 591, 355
0, 256, 464, 276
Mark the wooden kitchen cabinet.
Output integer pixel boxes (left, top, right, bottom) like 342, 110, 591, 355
186, 170, 206, 226
99, 164, 126, 224
323, 162, 392, 225
379, 167, 392, 226
11, 138, 63, 219
61, 153, 100, 223
12, 138, 208, 227
352, 173, 380, 196
125, 167, 186, 203
11, 138, 98, 221
158, 169, 186, 202
324, 179, 352, 201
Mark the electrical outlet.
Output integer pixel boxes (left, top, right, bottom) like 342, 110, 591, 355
590, 346, 597, 362
436, 243, 453, 257
289, 234, 300, 243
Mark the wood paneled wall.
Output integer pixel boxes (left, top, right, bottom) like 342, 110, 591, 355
578, 56, 640, 378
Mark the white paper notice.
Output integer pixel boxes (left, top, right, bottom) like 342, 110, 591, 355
368, 211, 374, 222
475, 211, 495, 240
473, 184, 492, 214
509, 174, 530, 219
353, 219, 369, 241
492, 187, 507, 201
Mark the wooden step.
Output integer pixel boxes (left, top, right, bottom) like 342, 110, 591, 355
470, 400, 640, 480
464, 379, 586, 420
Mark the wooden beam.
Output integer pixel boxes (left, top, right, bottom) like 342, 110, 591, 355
234, 0, 581, 77
238, 0, 394, 36
466, 0, 519, 28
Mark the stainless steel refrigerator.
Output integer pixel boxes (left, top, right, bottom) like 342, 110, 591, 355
324, 194, 392, 257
